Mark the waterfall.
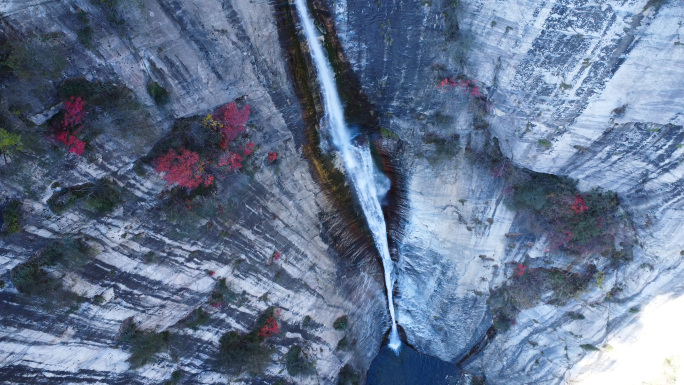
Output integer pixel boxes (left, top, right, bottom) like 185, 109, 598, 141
293, 0, 401, 352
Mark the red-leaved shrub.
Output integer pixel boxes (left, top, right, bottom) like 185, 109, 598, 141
212, 103, 251, 142
154, 148, 214, 189
53, 97, 87, 155
257, 317, 279, 338
218, 152, 243, 170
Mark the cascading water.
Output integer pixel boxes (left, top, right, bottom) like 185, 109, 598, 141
293, 0, 401, 352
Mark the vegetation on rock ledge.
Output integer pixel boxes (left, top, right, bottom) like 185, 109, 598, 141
10, 239, 93, 307
119, 318, 170, 368
1, 199, 22, 235
216, 307, 279, 375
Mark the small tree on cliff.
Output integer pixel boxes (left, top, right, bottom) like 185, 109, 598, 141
0, 128, 23, 162
154, 148, 214, 189
212, 102, 251, 141
53, 97, 87, 155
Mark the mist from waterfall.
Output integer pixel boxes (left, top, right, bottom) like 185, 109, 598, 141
293, 0, 401, 352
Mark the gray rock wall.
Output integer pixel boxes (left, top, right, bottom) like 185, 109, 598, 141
329, 0, 684, 383
0, 0, 388, 383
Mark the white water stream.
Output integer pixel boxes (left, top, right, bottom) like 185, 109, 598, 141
293, 0, 401, 352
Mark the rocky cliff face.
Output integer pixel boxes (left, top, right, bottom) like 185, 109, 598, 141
329, 0, 684, 383
1, 0, 683, 384
0, 0, 389, 383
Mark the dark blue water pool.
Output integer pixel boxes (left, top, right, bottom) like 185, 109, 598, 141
367, 344, 461, 385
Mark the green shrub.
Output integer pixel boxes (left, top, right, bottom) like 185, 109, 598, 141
302, 315, 314, 329
48, 179, 121, 217
143, 251, 158, 264
506, 172, 622, 255
164, 369, 182, 385
59, 78, 122, 105
433, 111, 452, 126
75, 9, 94, 49
1, 39, 66, 80
643, 0, 667, 11
43, 238, 94, 268
336, 336, 349, 350
0, 280, 5, 289
93, 294, 105, 305
171, 369, 182, 382
77, 27, 94, 49
94, 0, 126, 26
179, 307, 210, 330
333, 315, 349, 330
337, 364, 361, 385
513, 182, 551, 211
208, 278, 238, 306
10, 238, 93, 306
538, 139, 552, 148
0, 128, 23, 162
217, 330, 271, 375
422, 133, 459, 161
216, 307, 277, 374
83, 179, 121, 216
48, 185, 88, 214
10, 259, 84, 308
1, 199, 22, 236
147, 81, 169, 105
119, 320, 170, 368
488, 265, 596, 332
284, 345, 316, 376
11, 260, 52, 294
567, 311, 585, 320
580, 344, 600, 351
380, 127, 398, 139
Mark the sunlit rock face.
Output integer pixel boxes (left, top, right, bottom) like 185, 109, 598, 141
0, 0, 389, 383
329, 0, 684, 383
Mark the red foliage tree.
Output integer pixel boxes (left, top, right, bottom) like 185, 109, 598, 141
54, 131, 86, 155
212, 102, 251, 142
241, 142, 255, 156
438, 77, 482, 98
571, 195, 589, 213
63, 97, 86, 128
53, 97, 87, 155
154, 148, 214, 189
257, 317, 279, 338
268, 151, 278, 163
218, 151, 243, 170
514, 264, 526, 276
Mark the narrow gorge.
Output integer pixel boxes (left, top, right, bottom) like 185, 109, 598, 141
0, 0, 683, 384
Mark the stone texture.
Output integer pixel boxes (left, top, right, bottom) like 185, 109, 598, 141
329, 0, 684, 383
0, 0, 387, 383
2, 0, 684, 383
